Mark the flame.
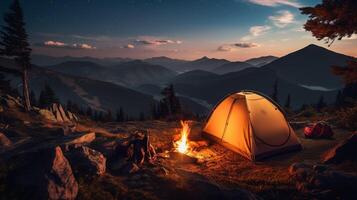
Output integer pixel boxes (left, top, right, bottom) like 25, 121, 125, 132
176, 120, 191, 154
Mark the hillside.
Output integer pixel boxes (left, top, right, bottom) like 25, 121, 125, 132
0, 58, 155, 117
134, 84, 209, 114
212, 61, 255, 74
245, 55, 278, 67
173, 67, 337, 108
177, 56, 230, 72
144, 56, 188, 71
113, 60, 177, 87
172, 70, 219, 86
263, 44, 355, 89
31, 54, 131, 66
46, 60, 177, 87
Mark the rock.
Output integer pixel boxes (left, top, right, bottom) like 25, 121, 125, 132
38, 103, 79, 123
66, 146, 106, 176
111, 159, 140, 174
39, 109, 56, 121
169, 152, 198, 164
65, 132, 96, 148
289, 162, 311, 175
1, 94, 21, 108
0, 132, 12, 147
8, 146, 78, 199
323, 133, 357, 164
289, 162, 357, 198
61, 124, 77, 136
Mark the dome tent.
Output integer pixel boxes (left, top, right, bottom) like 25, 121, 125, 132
202, 91, 302, 161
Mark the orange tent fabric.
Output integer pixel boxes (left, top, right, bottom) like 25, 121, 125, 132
202, 91, 302, 161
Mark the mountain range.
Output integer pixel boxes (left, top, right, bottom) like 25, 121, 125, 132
1, 44, 355, 116
45, 60, 177, 87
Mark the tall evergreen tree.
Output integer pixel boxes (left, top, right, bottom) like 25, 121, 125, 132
106, 109, 113, 122
284, 94, 291, 109
0, 0, 32, 111
159, 84, 181, 118
38, 84, 58, 108
271, 79, 279, 103
316, 95, 326, 112
139, 112, 145, 121
334, 90, 344, 108
116, 107, 124, 122
86, 106, 93, 117
30, 90, 37, 107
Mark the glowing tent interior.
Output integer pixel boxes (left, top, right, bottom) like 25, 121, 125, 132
202, 91, 302, 161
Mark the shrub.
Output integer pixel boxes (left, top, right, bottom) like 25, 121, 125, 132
335, 104, 357, 130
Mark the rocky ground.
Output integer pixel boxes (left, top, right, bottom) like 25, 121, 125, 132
0, 94, 356, 200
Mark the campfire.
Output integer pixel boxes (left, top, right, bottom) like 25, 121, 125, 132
175, 121, 191, 154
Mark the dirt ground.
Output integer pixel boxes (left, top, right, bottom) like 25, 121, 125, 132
1, 108, 355, 200
95, 120, 355, 200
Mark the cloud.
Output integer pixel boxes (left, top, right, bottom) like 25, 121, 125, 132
240, 25, 271, 41
123, 44, 135, 49
217, 45, 237, 52
135, 39, 182, 46
250, 25, 271, 36
38, 40, 96, 50
44, 40, 67, 47
247, 0, 302, 8
269, 10, 295, 28
217, 42, 260, 51
234, 42, 260, 48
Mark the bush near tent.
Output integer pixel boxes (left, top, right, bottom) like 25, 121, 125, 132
304, 122, 334, 139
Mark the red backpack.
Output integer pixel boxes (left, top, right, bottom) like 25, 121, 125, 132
304, 122, 334, 138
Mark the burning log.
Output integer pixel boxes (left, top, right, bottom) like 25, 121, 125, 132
126, 130, 156, 165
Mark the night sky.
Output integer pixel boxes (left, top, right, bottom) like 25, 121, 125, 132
0, 0, 356, 60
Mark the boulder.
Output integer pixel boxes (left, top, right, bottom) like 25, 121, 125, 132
289, 162, 357, 198
8, 146, 78, 200
0, 132, 12, 147
1, 95, 22, 108
38, 103, 79, 123
65, 132, 96, 148
323, 133, 357, 164
39, 109, 56, 121
66, 146, 106, 176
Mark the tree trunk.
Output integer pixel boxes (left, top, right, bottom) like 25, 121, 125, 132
22, 68, 31, 111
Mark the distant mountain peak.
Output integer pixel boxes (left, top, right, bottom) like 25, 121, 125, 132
199, 56, 209, 60
302, 44, 329, 51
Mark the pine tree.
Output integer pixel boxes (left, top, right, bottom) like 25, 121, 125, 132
271, 79, 278, 103
316, 95, 326, 112
86, 106, 93, 117
66, 100, 73, 111
150, 103, 158, 119
334, 90, 344, 108
0, 73, 16, 96
0, 0, 32, 111
93, 111, 98, 121
105, 109, 113, 122
139, 112, 145, 121
116, 107, 124, 122
38, 84, 58, 108
159, 84, 181, 118
284, 94, 291, 109
30, 90, 37, 107
98, 111, 104, 122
